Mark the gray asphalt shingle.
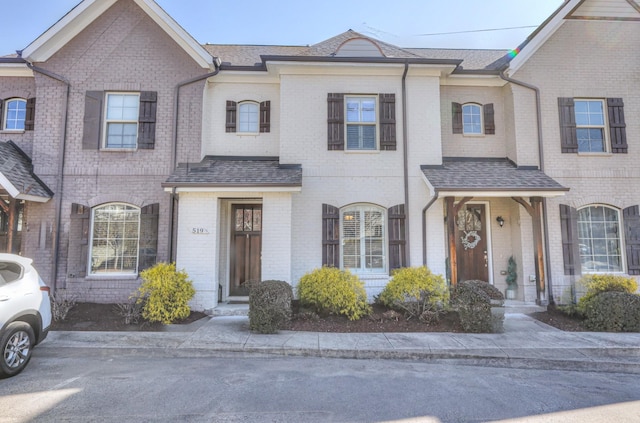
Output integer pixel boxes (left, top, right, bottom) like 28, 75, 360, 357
0, 141, 53, 200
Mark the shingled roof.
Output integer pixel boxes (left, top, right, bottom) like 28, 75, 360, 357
0, 141, 53, 202
163, 156, 302, 189
202, 30, 510, 71
421, 158, 568, 196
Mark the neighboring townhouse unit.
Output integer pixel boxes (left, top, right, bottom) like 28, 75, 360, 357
0, 0, 637, 311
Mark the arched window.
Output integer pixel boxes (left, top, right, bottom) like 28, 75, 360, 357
238, 101, 259, 133
341, 204, 386, 273
462, 103, 482, 134
3, 98, 26, 130
89, 203, 140, 275
577, 205, 623, 273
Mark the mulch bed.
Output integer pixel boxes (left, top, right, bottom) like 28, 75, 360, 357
52, 302, 587, 333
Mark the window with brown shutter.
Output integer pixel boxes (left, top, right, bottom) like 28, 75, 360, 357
608, 98, 627, 153
452, 102, 462, 134
82, 91, 103, 150
483, 103, 495, 135
322, 204, 340, 267
226, 101, 237, 133
69, 203, 90, 278
624, 205, 640, 275
379, 94, 396, 151
327, 93, 345, 150
24, 98, 36, 131
388, 204, 406, 272
137, 91, 157, 149
559, 204, 580, 276
260, 101, 270, 133
558, 98, 578, 153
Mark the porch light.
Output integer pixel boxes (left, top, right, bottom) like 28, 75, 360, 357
496, 216, 505, 227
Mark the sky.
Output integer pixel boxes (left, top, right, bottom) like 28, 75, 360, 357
0, 0, 565, 56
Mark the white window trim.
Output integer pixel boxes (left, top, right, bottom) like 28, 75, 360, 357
340, 204, 387, 274
577, 204, 626, 274
3, 98, 27, 131
103, 92, 140, 150
345, 95, 379, 151
88, 203, 141, 276
462, 103, 483, 136
237, 101, 260, 134
575, 98, 609, 154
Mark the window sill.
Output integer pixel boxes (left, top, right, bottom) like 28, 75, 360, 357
85, 274, 139, 280
236, 132, 260, 137
100, 148, 138, 152
345, 149, 381, 154
0, 130, 25, 134
462, 133, 486, 138
577, 152, 613, 157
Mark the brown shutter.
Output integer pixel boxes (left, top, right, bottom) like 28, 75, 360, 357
379, 93, 396, 151
560, 204, 580, 276
0, 99, 4, 128
483, 103, 495, 135
388, 204, 406, 272
82, 91, 103, 150
558, 97, 578, 153
624, 205, 640, 275
138, 91, 157, 149
24, 98, 36, 131
69, 203, 90, 278
260, 101, 271, 133
452, 102, 462, 134
327, 93, 344, 150
607, 98, 627, 154
139, 203, 159, 272
322, 204, 340, 267
226, 101, 237, 133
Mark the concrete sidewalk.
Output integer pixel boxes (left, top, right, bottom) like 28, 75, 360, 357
39, 313, 640, 373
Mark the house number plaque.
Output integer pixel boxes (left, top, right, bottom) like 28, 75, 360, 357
192, 228, 210, 234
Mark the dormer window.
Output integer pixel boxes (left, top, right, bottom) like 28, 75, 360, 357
225, 100, 271, 133
238, 102, 259, 133
462, 103, 482, 135
451, 102, 495, 136
2, 99, 26, 131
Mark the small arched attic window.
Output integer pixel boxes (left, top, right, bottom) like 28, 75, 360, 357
334, 38, 385, 57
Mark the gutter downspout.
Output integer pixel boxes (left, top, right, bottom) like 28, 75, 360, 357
401, 60, 411, 266
168, 62, 220, 260
499, 69, 554, 305
26, 62, 70, 293
422, 192, 439, 265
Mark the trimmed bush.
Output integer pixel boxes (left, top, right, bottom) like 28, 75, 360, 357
583, 291, 640, 332
138, 262, 195, 324
453, 280, 504, 333
248, 280, 293, 334
377, 266, 449, 321
297, 267, 371, 321
461, 279, 504, 302
577, 274, 638, 314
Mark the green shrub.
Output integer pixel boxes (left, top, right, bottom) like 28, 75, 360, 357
583, 291, 640, 332
297, 267, 371, 321
453, 280, 504, 333
577, 274, 638, 314
248, 280, 293, 334
138, 262, 195, 324
461, 279, 504, 302
377, 266, 449, 321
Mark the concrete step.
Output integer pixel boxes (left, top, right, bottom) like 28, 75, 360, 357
210, 303, 249, 316
504, 300, 546, 314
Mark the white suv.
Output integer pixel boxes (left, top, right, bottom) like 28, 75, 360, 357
0, 254, 52, 378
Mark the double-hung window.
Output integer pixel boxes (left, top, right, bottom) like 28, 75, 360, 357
105, 93, 139, 149
575, 100, 606, 153
341, 205, 386, 272
346, 97, 377, 150
89, 203, 140, 275
577, 205, 623, 273
3, 99, 26, 131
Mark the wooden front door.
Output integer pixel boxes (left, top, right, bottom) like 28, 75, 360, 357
230, 205, 262, 296
455, 204, 489, 282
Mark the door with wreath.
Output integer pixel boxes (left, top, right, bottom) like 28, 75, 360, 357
455, 204, 488, 282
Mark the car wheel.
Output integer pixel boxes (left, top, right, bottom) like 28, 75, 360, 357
0, 322, 35, 378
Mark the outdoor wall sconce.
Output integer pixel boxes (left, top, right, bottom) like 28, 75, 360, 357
496, 216, 505, 227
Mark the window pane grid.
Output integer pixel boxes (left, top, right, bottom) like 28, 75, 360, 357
342, 206, 385, 272
90, 204, 140, 275
105, 93, 139, 149
462, 104, 482, 134
346, 97, 377, 150
578, 206, 622, 273
4, 99, 26, 130
238, 102, 259, 132
575, 100, 606, 153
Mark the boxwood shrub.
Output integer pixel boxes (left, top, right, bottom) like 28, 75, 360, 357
583, 291, 640, 332
297, 267, 371, 321
577, 274, 638, 314
248, 280, 293, 334
453, 280, 504, 333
